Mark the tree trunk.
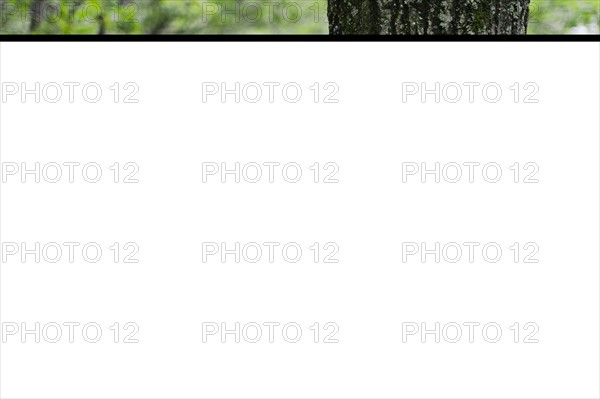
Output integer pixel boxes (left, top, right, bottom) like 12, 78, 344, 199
328, 0, 531, 35
29, 0, 46, 32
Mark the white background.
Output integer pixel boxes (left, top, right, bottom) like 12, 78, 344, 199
0, 42, 599, 398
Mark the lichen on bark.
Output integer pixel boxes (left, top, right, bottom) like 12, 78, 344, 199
328, 0, 531, 35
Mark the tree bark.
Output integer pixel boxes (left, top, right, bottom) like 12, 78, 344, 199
328, 0, 531, 35
29, 0, 46, 32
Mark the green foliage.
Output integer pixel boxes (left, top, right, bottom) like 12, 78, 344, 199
528, 0, 599, 34
0, 0, 330, 34
0, 0, 598, 34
